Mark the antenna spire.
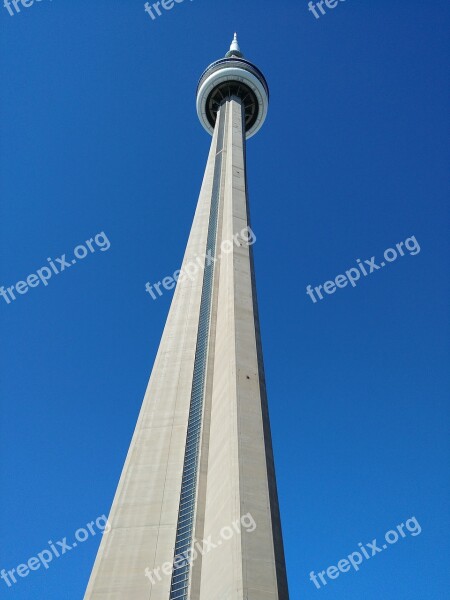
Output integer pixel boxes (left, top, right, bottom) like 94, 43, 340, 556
225, 33, 244, 58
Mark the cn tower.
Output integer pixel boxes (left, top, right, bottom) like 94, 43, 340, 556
85, 35, 289, 600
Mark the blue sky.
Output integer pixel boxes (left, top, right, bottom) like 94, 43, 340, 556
0, 0, 449, 598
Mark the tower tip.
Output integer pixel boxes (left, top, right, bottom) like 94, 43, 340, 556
226, 33, 243, 58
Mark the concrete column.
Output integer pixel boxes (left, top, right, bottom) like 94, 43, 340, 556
198, 98, 289, 600
84, 97, 289, 600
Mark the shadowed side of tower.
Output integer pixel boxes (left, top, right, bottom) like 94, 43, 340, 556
84, 36, 289, 600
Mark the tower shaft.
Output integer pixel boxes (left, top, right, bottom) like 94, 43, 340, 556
85, 96, 288, 600
195, 97, 288, 600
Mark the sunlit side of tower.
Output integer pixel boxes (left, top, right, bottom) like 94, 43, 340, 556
84, 35, 289, 600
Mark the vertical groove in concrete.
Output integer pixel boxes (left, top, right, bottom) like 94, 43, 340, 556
189, 101, 229, 600
169, 104, 227, 600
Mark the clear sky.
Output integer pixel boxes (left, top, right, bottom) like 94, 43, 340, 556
0, 1, 448, 598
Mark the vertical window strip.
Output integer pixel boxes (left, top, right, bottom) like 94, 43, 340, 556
169, 104, 226, 600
